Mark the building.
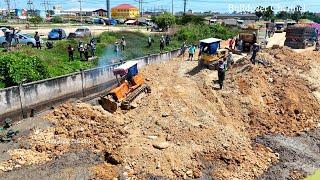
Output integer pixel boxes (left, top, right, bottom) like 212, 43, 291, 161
111, 4, 139, 19
212, 13, 259, 21
92, 9, 107, 17
61, 8, 95, 17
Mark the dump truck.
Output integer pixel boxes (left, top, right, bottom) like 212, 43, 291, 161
285, 26, 318, 49
239, 26, 258, 52
99, 61, 151, 113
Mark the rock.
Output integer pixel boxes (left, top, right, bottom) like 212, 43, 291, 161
153, 142, 171, 150
162, 112, 170, 117
186, 170, 193, 177
131, 103, 138, 109
156, 162, 161, 169
147, 136, 158, 140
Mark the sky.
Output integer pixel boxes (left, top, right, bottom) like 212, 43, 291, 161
1, 0, 320, 13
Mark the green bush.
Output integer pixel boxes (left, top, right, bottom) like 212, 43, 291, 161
176, 15, 205, 25
51, 16, 63, 23
155, 12, 176, 31
0, 52, 49, 87
177, 24, 238, 43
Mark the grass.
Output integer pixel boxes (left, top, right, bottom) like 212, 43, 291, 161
306, 170, 320, 180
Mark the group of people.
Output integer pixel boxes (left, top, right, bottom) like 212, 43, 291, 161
67, 38, 97, 61
229, 38, 244, 51
114, 36, 126, 56
4, 28, 20, 50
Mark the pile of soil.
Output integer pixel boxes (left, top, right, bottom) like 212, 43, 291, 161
0, 103, 128, 172
1, 48, 319, 179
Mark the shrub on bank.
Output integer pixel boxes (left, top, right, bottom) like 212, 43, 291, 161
0, 52, 49, 87
177, 24, 238, 43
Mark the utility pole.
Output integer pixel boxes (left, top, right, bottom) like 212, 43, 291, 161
183, 0, 187, 15
79, 0, 83, 23
106, 0, 110, 18
27, 0, 33, 16
171, 0, 174, 15
4, 0, 10, 19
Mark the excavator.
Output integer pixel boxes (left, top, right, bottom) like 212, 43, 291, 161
99, 61, 151, 113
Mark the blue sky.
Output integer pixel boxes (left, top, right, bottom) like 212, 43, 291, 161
1, 0, 320, 13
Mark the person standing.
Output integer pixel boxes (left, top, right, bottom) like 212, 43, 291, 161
34, 32, 41, 49
217, 59, 227, 90
5, 30, 12, 50
78, 41, 84, 59
58, 30, 63, 40
160, 36, 165, 52
90, 41, 96, 57
84, 43, 89, 61
188, 44, 196, 61
165, 35, 170, 46
229, 38, 234, 49
120, 36, 126, 51
67, 44, 74, 61
148, 35, 152, 47
114, 42, 119, 57
238, 39, 243, 52
251, 43, 260, 64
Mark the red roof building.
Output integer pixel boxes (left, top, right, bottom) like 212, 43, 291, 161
112, 4, 140, 19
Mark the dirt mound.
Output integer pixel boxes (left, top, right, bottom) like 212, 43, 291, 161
0, 103, 128, 172
1, 48, 319, 179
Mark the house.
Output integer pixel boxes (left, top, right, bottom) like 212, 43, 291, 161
92, 9, 107, 17
111, 4, 139, 19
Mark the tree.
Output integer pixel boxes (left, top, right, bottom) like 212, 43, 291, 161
255, 6, 264, 19
263, 6, 274, 20
29, 15, 43, 26
155, 12, 176, 31
292, 5, 302, 21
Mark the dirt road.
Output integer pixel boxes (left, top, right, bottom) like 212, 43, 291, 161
266, 32, 286, 48
0, 48, 320, 179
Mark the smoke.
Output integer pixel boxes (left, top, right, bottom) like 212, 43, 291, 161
97, 45, 123, 67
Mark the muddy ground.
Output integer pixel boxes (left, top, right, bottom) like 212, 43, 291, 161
257, 128, 320, 180
0, 47, 320, 179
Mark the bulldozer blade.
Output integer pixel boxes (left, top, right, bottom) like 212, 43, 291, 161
99, 97, 119, 113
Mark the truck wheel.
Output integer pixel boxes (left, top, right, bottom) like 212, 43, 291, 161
2, 42, 8, 48
27, 42, 34, 47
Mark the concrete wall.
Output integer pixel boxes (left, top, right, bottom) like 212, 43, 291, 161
0, 49, 181, 122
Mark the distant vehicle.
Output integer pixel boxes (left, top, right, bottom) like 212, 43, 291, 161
239, 26, 258, 52
275, 22, 285, 33
0, 33, 42, 47
74, 27, 91, 37
48, 29, 66, 40
285, 26, 318, 49
104, 18, 117, 26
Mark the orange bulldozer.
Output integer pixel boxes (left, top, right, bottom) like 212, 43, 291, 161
99, 61, 151, 113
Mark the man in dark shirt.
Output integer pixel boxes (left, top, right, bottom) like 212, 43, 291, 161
34, 32, 41, 49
